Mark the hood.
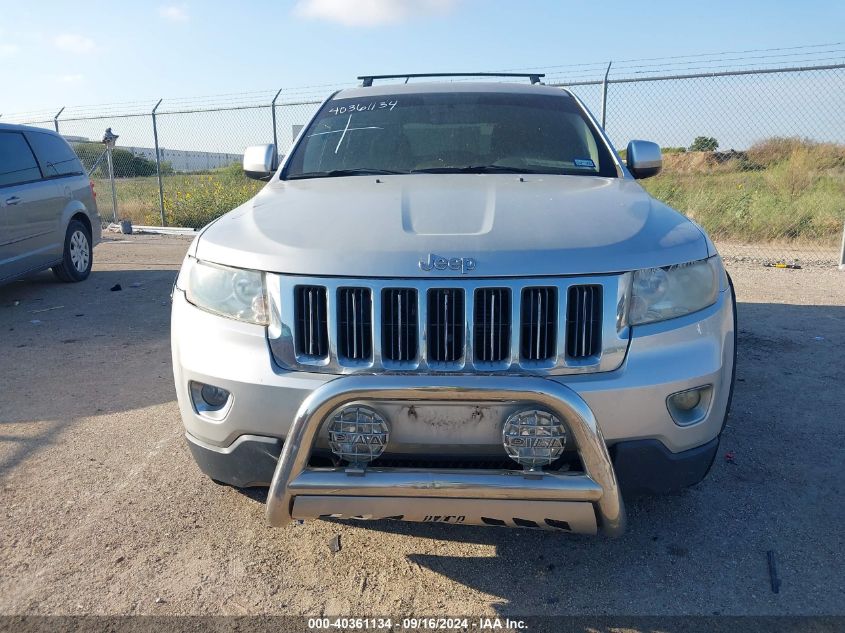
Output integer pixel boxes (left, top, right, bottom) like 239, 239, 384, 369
196, 174, 709, 277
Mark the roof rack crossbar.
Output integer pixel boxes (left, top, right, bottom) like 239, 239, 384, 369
357, 72, 545, 87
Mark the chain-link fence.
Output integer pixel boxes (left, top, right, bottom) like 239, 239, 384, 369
9, 99, 322, 229
6, 62, 844, 266
557, 63, 845, 265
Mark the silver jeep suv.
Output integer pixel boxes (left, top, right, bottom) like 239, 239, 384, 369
171, 74, 736, 536
0, 123, 100, 285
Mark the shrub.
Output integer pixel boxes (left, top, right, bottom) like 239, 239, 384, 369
157, 170, 263, 228
72, 142, 163, 177
689, 136, 719, 152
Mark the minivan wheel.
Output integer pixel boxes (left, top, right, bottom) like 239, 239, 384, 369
53, 220, 93, 282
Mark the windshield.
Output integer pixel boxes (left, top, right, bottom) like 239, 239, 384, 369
282, 91, 618, 179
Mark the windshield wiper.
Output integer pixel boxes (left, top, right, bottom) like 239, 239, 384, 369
287, 168, 405, 180
409, 165, 546, 174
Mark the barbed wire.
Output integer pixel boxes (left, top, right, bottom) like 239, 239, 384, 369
494, 41, 844, 72
3, 44, 844, 123
544, 56, 845, 84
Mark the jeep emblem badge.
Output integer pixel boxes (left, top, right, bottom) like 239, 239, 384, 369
419, 253, 477, 274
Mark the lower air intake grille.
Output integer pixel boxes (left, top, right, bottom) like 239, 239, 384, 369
520, 287, 557, 361
382, 288, 418, 362
294, 285, 328, 358
337, 287, 372, 361
567, 285, 602, 359
427, 288, 465, 363
474, 288, 511, 363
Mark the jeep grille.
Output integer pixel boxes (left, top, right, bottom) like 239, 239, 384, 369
336, 287, 373, 362
520, 287, 557, 362
272, 275, 628, 375
428, 288, 465, 364
294, 285, 328, 359
382, 288, 418, 363
474, 288, 511, 364
566, 285, 602, 359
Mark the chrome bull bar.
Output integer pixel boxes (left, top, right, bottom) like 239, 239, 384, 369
265, 375, 626, 536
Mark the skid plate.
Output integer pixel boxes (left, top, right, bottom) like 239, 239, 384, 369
291, 496, 598, 533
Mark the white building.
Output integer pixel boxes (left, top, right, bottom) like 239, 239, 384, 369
125, 146, 242, 172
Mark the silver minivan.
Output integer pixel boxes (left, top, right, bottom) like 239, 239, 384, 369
0, 122, 101, 285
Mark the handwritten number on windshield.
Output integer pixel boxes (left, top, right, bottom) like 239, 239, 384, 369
328, 100, 398, 115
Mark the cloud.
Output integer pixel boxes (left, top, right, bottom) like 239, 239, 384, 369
59, 74, 85, 84
54, 34, 96, 53
0, 43, 19, 58
159, 4, 189, 21
294, 0, 458, 26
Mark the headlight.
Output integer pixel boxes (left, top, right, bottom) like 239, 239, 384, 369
181, 257, 269, 325
629, 257, 720, 325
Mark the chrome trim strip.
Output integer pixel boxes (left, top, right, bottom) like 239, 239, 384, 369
267, 274, 629, 376
265, 375, 626, 536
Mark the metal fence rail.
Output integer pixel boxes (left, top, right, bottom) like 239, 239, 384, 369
6, 62, 845, 267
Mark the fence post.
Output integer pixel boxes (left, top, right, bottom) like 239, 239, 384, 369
101, 128, 120, 224
53, 107, 65, 133
152, 99, 166, 226
600, 62, 612, 130
271, 88, 283, 151
839, 221, 845, 271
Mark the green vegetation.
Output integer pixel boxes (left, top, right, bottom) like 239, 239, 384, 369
689, 136, 719, 152
74, 142, 173, 178
99, 138, 843, 244
95, 162, 262, 228
641, 138, 845, 245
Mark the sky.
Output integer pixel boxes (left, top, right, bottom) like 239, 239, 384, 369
1, 0, 843, 117
1, 0, 842, 154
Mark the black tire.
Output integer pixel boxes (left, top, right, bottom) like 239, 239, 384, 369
52, 219, 93, 282
721, 272, 739, 428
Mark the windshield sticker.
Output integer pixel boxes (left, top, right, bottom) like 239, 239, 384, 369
328, 100, 398, 116
573, 158, 596, 168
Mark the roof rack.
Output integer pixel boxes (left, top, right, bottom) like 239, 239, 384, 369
357, 72, 545, 87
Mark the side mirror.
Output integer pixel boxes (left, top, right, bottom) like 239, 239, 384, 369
243, 144, 278, 180
626, 140, 662, 179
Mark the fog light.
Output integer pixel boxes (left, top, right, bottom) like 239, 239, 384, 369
666, 385, 713, 426
327, 406, 389, 465
669, 389, 701, 411
502, 409, 567, 470
201, 384, 230, 408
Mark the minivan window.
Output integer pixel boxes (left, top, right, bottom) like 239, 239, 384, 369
27, 132, 84, 178
283, 92, 618, 179
0, 132, 42, 187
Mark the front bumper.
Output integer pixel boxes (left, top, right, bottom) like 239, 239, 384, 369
268, 375, 624, 536
186, 431, 719, 496
171, 287, 734, 453
172, 285, 734, 534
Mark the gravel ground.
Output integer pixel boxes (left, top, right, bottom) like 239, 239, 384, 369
0, 234, 843, 618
